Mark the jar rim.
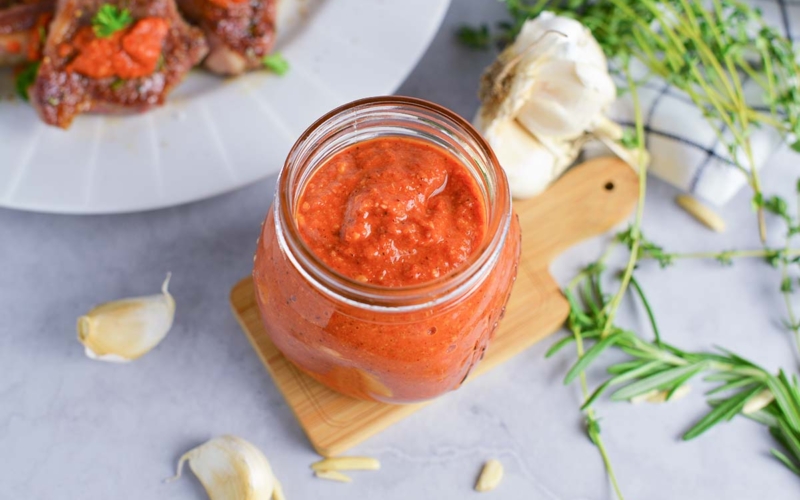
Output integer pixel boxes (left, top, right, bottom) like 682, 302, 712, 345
274, 96, 512, 312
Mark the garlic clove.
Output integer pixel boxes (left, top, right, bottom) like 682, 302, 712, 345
310, 456, 380, 472
77, 274, 175, 362
170, 435, 277, 500
516, 60, 615, 140
743, 389, 775, 415
485, 119, 579, 198
475, 459, 504, 492
314, 470, 353, 483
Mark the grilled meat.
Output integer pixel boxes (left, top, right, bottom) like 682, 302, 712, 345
176, 0, 276, 75
30, 0, 208, 129
0, 0, 54, 66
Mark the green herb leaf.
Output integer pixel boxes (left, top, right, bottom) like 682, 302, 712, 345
771, 448, 800, 477
611, 362, 707, 401
765, 375, 800, 433
682, 385, 764, 440
585, 413, 602, 446
457, 24, 491, 50
775, 418, 800, 464
620, 128, 639, 149
545, 335, 576, 358
263, 53, 290, 76
706, 377, 757, 396
607, 359, 649, 375
92, 4, 133, 38
15, 61, 40, 102
564, 333, 623, 385
743, 408, 780, 428
582, 360, 665, 410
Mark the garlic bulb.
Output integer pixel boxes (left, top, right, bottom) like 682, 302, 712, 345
77, 274, 175, 362
170, 435, 280, 500
475, 11, 618, 198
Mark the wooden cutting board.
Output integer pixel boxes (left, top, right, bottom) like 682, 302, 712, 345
230, 157, 638, 457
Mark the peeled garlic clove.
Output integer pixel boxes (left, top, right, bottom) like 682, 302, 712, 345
77, 274, 175, 362
310, 456, 380, 472
314, 470, 353, 483
743, 388, 775, 415
475, 459, 504, 492
171, 435, 276, 500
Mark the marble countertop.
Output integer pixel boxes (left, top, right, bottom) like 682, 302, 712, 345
2, 2, 799, 499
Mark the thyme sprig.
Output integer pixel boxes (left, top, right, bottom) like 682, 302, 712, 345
466, 0, 800, 241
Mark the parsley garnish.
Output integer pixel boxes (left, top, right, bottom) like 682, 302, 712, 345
262, 53, 289, 76
15, 61, 40, 102
92, 4, 133, 38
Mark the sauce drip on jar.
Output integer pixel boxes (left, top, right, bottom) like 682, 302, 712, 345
296, 137, 487, 287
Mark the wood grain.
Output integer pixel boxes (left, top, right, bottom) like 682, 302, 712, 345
230, 157, 639, 457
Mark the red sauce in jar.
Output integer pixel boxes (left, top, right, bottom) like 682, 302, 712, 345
253, 98, 521, 403
65, 18, 169, 80
296, 137, 487, 287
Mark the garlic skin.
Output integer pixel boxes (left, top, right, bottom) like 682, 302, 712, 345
475, 12, 618, 198
171, 435, 278, 500
77, 274, 174, 362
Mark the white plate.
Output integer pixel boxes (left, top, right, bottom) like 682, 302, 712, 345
0, 0, 450, 214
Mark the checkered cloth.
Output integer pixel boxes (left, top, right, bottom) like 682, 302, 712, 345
589, 0, 798, 206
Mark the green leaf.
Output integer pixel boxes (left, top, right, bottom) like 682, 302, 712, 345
775, 417, 800, 464
15, 61, 40, 102
704, 372, 742, 382
456, 24, 491, 49
585, 413, 602, 446
545, 335, 575, 358
706, 377, 756, 396
765, 374, 800, 433
682, 385, 763, 440
743, 408, 779, 428
263, 53, 290, 76
751, 192, 764, 211
92, 4, 133, 38
781, 277, 794, 293
779, 370, 800, 409
607, 359, 649, 375
713, 346, 760, 368
620, 128, 639, 148
581, 281, 602, 317
564, 333, 622, 385
582, 360, 665, 410
771, 448, 800, 476
666, 370, 699, 400
611, 362, 707, 401
629, 275, 661, 345
791, 140, 800, 154
565, 289, 594, 328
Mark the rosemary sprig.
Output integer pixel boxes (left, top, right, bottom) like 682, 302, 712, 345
551, 264, 800, 476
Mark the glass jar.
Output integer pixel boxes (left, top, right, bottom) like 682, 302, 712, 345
253, 96, 521, 404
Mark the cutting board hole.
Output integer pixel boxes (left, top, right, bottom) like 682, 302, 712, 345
604, 181, 615, 191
